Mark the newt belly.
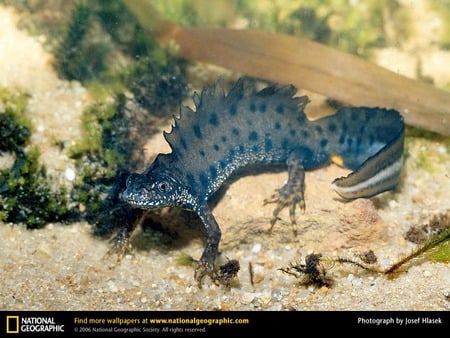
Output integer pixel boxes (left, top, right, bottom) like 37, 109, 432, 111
123, 78, 405, 285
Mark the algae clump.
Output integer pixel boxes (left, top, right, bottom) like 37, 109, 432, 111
0, 88, 74, 228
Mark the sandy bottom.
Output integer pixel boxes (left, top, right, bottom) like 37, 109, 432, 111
1, 165, 449, 311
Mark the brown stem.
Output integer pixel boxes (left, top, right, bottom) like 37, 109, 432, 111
125, 0, 450, 136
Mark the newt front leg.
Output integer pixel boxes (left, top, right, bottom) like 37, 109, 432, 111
193, 203, 222, 286
106, 207, 146, 260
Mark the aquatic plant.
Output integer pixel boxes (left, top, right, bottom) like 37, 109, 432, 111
0, 89, 74, 228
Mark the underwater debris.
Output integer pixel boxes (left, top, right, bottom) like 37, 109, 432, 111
174, 254, 240, 288
405, 225, 428, 244
357, 249, 378, 264
281, 212, 450, 286
177, 254, 240, 287
249, 262, 254, 286
280, 253, 334, 287
405, 212, 450, 244
280, 252, 379, 287
217, 258, 240, 288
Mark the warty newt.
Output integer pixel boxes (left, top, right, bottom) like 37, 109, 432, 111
123, 78, 405, 285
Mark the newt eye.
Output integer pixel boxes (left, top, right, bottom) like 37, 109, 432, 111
157, 181, 169, 193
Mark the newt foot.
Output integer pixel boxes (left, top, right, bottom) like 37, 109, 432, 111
263, 185, 305, 235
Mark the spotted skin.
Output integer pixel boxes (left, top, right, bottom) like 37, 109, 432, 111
123, 78, 404, 286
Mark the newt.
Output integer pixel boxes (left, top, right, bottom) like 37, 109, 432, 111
122, 78, 404, 285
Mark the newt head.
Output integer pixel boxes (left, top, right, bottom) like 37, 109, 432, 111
122, 155, 191, 210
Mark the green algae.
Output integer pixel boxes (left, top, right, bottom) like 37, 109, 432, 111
0, 88, 74, 228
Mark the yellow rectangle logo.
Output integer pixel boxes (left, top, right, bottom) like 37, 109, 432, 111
6, 316, 19, 334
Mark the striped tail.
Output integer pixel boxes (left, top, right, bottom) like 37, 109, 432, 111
331, 125, 404, 199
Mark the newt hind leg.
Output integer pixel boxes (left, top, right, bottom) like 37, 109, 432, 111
263, 153, 306, 235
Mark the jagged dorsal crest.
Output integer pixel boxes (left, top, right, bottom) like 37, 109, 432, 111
163, 78, 309, 152
164, 79, 231, 151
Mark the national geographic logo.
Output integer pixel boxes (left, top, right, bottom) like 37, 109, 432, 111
6, 315, 64, 334
6, 316, 19, 334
